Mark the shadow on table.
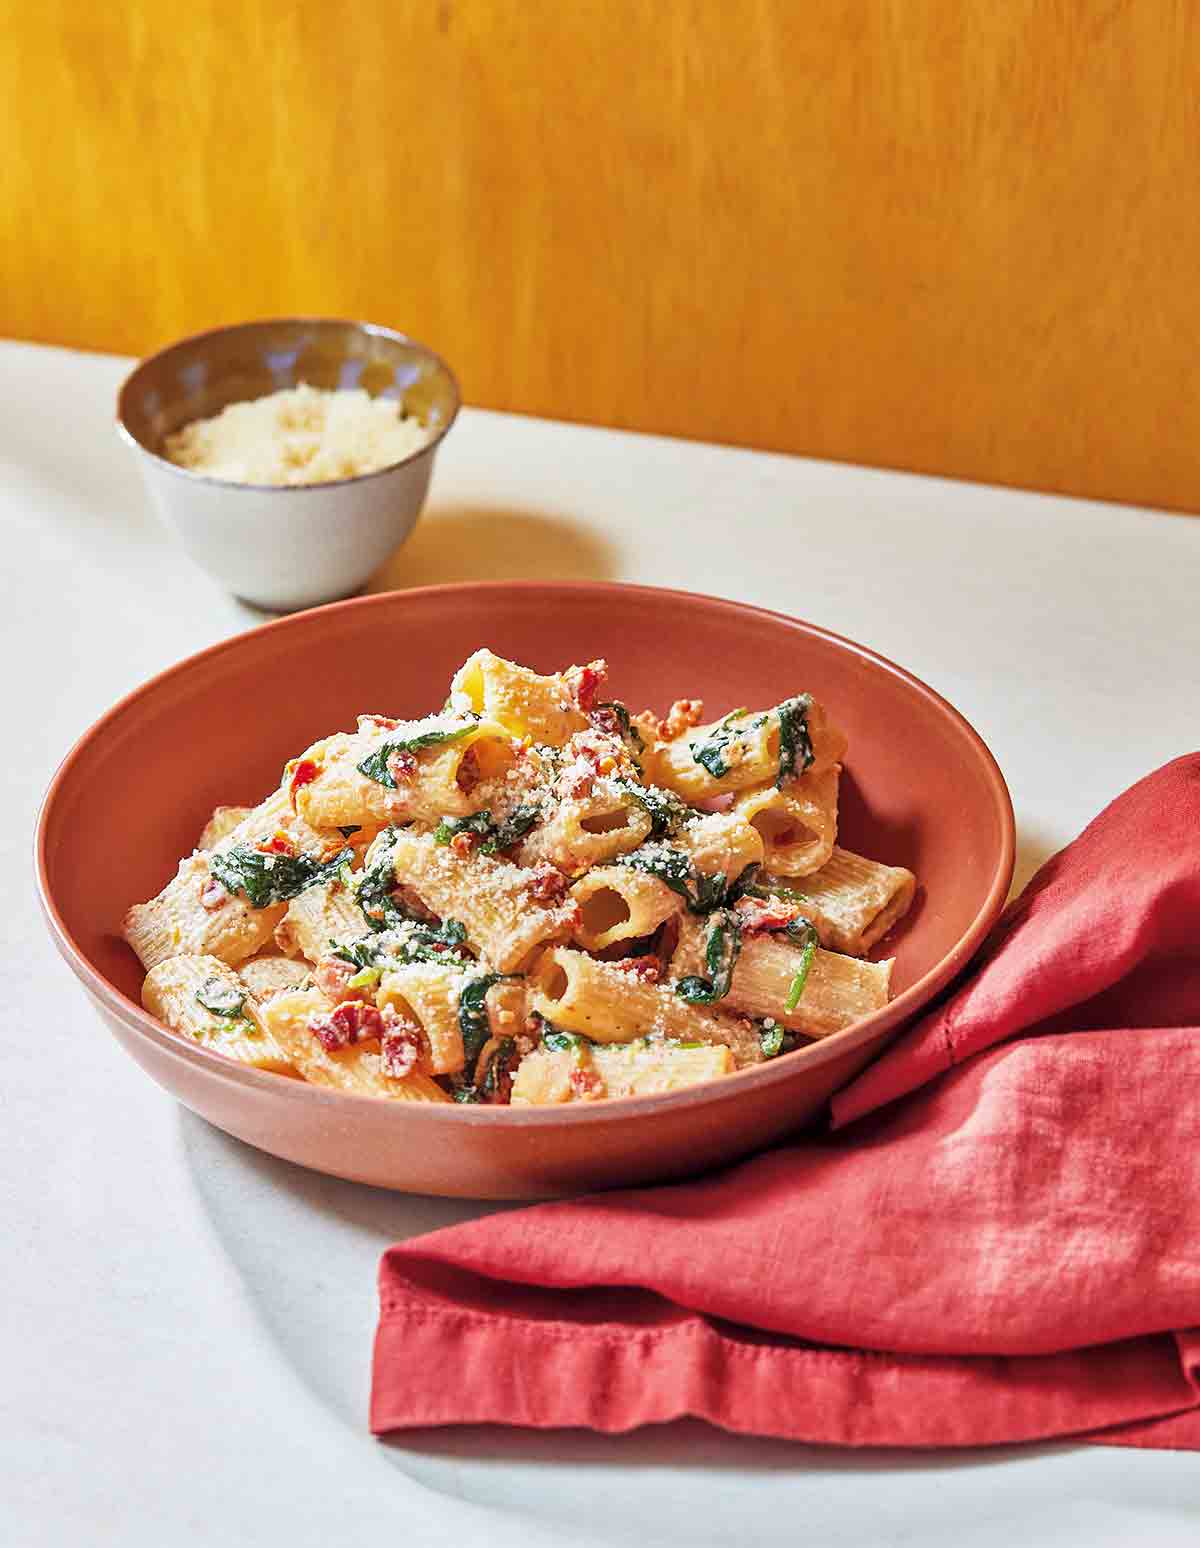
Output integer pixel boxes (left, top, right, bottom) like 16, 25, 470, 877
386, 1419, 1078, 1476
1011, 819, 1064, 899
368, 504, 618, 592
177, 1109, 515, 1424
178, 1109, 1077, 1516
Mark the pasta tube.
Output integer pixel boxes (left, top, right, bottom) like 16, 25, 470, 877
236, 953, 313, 999
376, 963, 469, 1076
647, 697, 847, 802
676, 811, 765, 880
220, 783, 344, 858
274, 873, 368, 960
518, 787, 652, 875
672, 916, 890, 1037
512, 1039, 733, 1104
141, 954, 294, 1074
450, 648, 588, 745
530, 946, 725, 1044
762, 847, 916, 956
196, 805, 251, 851
292, 715, 517, 831
571, 865, 681, 952
124, 854, 287, 970
125, 776, 358, 972
734, 764, 840, 878
258, 988, 450, 1102
382, 827, 577, 972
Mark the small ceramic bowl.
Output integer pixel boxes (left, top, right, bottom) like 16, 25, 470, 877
117, 318, 460, 611
36, 583, 1015, 1199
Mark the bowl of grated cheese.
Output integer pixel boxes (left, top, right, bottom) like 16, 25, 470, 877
117, 317, 460, 611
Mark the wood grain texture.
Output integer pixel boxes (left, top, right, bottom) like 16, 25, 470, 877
3, 1, 1198, 510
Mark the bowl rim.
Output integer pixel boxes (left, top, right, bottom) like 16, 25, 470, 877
35, 580, 1016, 1128
115, 315, 462, 493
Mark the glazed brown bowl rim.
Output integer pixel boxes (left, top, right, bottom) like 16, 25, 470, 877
115, 315, 462, 494
35, 580, 1015, 1127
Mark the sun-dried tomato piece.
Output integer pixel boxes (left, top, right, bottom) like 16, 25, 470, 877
287, 758, 320, 807
380, 1013, 421, 1078
563, 768, 596, 800
255, 831, 295, 857
612, 955, 663, 983
455, 744, 483, 795
309, 998, 383, 1052
386, 749, 418, 786
657, 698, 705, 740
566, 659, 608, 713
587, 705, 626, 742
735, 895, 801, 936
570, 1065, 605, 1099
527, 863, 568, 903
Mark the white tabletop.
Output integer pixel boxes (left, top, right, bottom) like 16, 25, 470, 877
4, 339, 1199, 1546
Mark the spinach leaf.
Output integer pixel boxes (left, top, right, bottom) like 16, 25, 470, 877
451, 1084, 483, 1104
709, 863, 820, 1013
337, 825, 362, 839
357, 723, 476, 788
775, 694, 815, 786
690, 708, 759, 779
433, 811, 494, 847
331, 917, 472, 970
618, 780, 691, 839
353, 828, 425, 930
614, 843, 695, 906
595, 700, 645, 763
487, 803, 540, 852
784, 915, 819, 948
432, 919, 469, 952
614, 841, 729, 914
541, 1027, 592, 1053
676, 908, 743, 1004
615, 841, 692, 896
195, 977, 246, 1018
692, 868, 731, 913
208, 844, 352, 910
458, 973, 520, 1066
479, 1036, 518, 1101
434, 804, 542, 855
783, 922, 819, 1012
758, 1018, 800, 1059
736, 870, 811, 906
329, 936, 387, 970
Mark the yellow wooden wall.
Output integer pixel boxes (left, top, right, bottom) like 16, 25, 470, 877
3, 2, 1198, 511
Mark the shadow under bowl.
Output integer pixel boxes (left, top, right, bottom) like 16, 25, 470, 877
117, 317, 461, 610
36, 582, 1014, 1198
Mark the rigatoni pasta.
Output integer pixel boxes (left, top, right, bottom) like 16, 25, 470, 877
141, 954, 294, 1074
762, 847, 917, 957
124, 649, 916, 1108
571, 865, 681, 952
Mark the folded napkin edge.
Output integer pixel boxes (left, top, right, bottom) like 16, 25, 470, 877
371, 1286, 1199, 1447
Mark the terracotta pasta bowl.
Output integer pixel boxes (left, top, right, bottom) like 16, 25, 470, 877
36, 583, 1014, 1198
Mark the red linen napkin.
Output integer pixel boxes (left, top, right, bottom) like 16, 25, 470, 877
372, 756, 1200, 1448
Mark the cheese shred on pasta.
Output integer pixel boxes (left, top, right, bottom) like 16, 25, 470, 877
123, 652, 916, 1106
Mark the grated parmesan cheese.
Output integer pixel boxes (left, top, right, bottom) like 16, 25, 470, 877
163, 384, 433, 486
